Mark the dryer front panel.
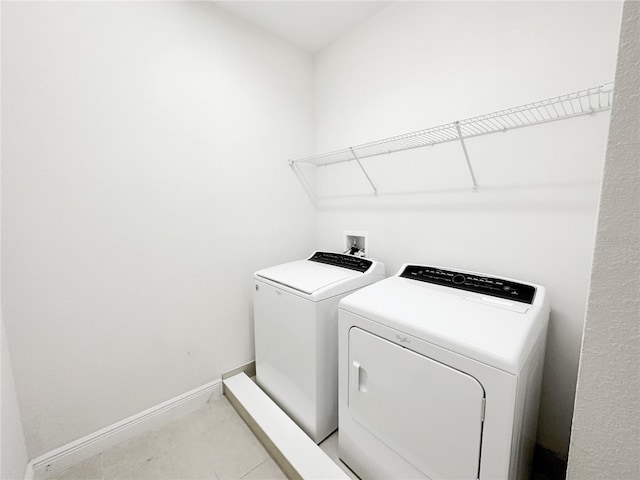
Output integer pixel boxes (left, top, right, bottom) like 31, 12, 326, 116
348, 327, 485, 479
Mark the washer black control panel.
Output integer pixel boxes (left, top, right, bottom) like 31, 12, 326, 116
399, 265, 536, 304
308, 252, 372, 273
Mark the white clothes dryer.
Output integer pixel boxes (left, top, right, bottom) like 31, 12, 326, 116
338, 264, 549, 480
254, 251, 385, 443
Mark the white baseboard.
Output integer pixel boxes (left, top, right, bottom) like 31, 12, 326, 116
222, 360, 256, 381
23, 462, 34, 480
27, 379, 222, 480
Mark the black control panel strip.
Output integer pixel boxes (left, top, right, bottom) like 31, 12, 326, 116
399, 265, 536, 304
308, 252, 372, 273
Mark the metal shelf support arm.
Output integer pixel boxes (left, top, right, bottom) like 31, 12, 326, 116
350, 147, 378, 195
454, 121, 479, 192
288, 159, 317, 204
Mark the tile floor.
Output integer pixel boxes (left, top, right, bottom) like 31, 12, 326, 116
38, 396, 286, 480
34, 392, 557, 480
34, 392, 556, 480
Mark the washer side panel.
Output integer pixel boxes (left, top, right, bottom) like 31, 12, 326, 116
254, 280, 318, 439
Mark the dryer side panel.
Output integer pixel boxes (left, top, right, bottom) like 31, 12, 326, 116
348, 327, 485, 480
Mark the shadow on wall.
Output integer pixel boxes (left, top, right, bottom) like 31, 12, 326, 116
311, 180, 602, 214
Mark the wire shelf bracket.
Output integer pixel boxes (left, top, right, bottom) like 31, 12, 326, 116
454, 121, 479, 193
350, 147, 378, 195
289, 82, 613, 195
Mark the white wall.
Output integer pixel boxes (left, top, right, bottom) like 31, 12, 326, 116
567, 1, 639, 477
314, 1, 622, 457
1, 1, 315, 458
1, 318, 29, 480
1, 3, 30, 476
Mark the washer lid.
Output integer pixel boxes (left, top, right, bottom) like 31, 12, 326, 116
255, 259, 362, 295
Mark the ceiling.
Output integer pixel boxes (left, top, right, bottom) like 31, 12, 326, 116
215, 1, 391, 53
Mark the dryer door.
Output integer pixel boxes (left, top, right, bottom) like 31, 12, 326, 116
348, 327, 485, 480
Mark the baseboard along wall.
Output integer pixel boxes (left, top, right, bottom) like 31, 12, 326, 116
26, 379, 223, 480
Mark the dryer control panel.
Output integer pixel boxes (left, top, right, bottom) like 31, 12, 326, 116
309, 251, 373, 273
399, 265, 536, 304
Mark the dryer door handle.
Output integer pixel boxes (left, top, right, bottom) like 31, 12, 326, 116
351, 361, 367, 392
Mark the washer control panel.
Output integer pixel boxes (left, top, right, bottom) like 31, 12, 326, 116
308, 251, 372, 273
399, 265, 536, 304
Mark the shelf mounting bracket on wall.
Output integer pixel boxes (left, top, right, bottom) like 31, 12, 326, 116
350, 147, 378, 195
288, 159, 317, 204
454, 121, 479, 192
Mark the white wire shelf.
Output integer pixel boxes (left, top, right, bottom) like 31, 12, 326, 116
288, 83, 613, 194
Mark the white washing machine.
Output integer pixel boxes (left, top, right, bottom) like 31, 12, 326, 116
254, 251, 385, 443
338, 264, 550, 480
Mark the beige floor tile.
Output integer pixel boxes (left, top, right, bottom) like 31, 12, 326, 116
48, 454, 103, 480
148, 411, 192, 452
201, 413, 268, 479
102, 432, 156, 480
33, 467, 48, 480
102, 413, 190, 480
112, 457, 161, 480
116, 439, 218, 480
183, 397, 238, 438
240, 457, 286, 480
